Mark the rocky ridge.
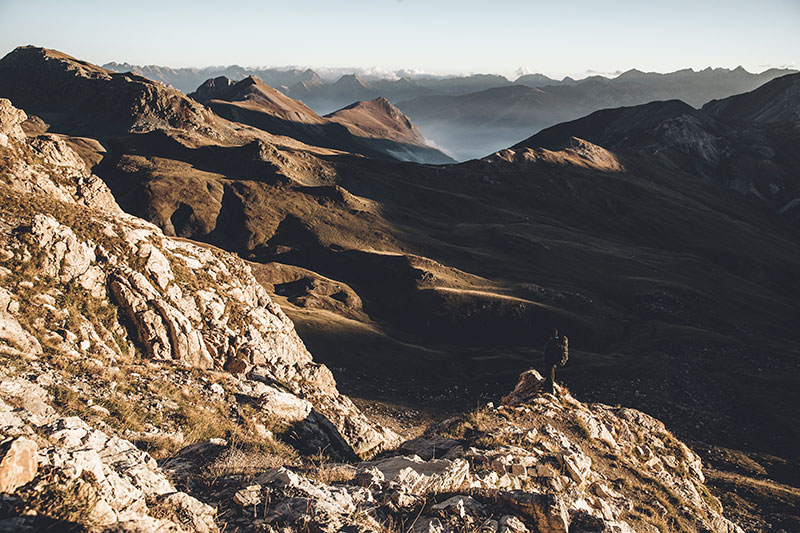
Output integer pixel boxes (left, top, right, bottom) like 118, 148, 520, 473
0, 47, 237, 140
513, 95, 800, 221
703, 73, 800, 125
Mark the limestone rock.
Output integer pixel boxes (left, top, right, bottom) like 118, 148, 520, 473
499, 515, 530, 533
0, 98, 26, 145
361, 454, 470, 494
257, 468, 357, 532
0, 378, 217, 532
431, 495, 484, 518
398, 436, 459, 460
0, 288, 41, 356
157, 492, 218, 533
561, 451, 592, 484
0, 437, 38, 492
501, 369, 545, 406
233, 485, 263, 507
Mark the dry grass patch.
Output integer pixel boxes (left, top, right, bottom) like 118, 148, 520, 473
11, 469, 101, 531
204, 445, 295, 483
304, 463, 357, 485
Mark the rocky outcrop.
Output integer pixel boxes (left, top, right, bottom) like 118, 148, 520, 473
172, 370, 743, 532
0, 376, 217, 532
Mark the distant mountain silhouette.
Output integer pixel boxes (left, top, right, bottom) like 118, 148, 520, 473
397, 67, 799, 160
103, 61, 321, 94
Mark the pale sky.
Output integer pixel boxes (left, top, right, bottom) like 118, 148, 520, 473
0, 0, 798, 79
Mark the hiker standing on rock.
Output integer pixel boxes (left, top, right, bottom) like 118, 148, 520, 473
542, 328, 568, 394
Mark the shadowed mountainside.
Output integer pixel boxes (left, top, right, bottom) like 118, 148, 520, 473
515, 82, 800, 221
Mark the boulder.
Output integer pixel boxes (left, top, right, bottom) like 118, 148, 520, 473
431, 495, 484, 518
0, 437, 38, 493
257, 468, 357, 532
501, 369, 545, 406
233, 485, 263, 507
361, 455, 470, 494
398, 436, 460, 460
561, 451, 592, 484
499, 515, 530, 533
412, 517, 445, 533
156, 491, 219, 533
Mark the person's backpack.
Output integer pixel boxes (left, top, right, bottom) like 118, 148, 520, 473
553, 335, 569, 366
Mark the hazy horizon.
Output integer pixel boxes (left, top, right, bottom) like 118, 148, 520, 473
1, 0, 797, 81
96, 61, 797, 84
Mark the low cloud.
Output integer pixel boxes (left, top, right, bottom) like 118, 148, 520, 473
585, 69, 623, 78
758, 62, 797, 70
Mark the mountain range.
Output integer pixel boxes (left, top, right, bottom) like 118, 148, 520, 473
396, 67, 799, 159
1, 45, 800, 531
103, 60, 323, 95
104, 60, 797, 160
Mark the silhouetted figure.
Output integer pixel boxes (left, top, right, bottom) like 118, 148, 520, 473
542, 328, 569, 394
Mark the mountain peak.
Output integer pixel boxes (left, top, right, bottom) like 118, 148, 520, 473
334, 73, 370, 88
325, 96, 455, 162
0, 45, 228, 138
617, 68, 647, 79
